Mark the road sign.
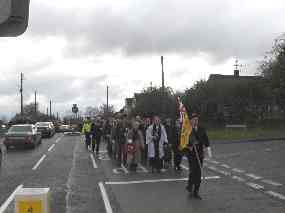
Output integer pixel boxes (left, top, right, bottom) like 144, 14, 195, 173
72, 104, 78, 114
14, 188, 50, 213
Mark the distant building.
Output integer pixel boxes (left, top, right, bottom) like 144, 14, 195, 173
205, 59, 269, 123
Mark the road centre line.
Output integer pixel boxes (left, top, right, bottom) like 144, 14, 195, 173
266, 191, 285, 201
99, 182, 113, 213
48, 144, 56, 152
246, 182, 264, 190
261, 179, 283, 186
55, 137, 61, 144
32, 155, 47, 170
246, 173, 262, 180
105, 176, 221, 185
0, 184, 23, 213
90, 154, 98, 169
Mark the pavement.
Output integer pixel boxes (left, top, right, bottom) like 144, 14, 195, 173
0, 134, 284, 213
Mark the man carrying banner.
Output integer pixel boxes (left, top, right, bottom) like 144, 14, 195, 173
185, 112, 212, 199
178, 97, 212, 199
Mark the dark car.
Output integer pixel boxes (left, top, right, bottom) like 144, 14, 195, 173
3, 124, 42, 149
35, 122, 55, 138
0, 138, 5, 167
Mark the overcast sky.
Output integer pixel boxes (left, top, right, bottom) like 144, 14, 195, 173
0, 0, 285, 119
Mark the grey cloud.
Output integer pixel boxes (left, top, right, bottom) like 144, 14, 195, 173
26, 0, 285, 63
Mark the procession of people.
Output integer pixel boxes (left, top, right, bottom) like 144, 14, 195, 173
81, 101, 213, 199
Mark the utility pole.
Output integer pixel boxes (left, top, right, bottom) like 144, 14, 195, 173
46, 107, 48, 116
34, 91, 37, 114
106, 86, 109, 118
20, 73, 23, 116
161, 56, 165, 115
49, 100, 52, 118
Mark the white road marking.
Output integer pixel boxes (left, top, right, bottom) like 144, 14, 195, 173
0, 184, 23, 213
90, 154, 98, 169
138, 164, 148, 173
261, 179, 283, 186
112, 168, 120, 174
266, 191, 285, 201
99, 150, 108, 153
215, 169, 231, 176
246, 173, 262, 180
121, 164, 129, 174
181, 164, 189, 171
209, 160, 220, 164
32, 154, 47, 170
232, 175, 245, 182
232, 168, 245, 173
105, 176, 221, 185
99, 182, 113, 213
246, 182, 264, 190
220, 164, 231, 169
48, 144, 56, 152
206, 165, 219, 172
55, 137, 61, 144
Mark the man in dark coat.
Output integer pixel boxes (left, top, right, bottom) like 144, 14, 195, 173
91, 120, 103, 154
186, 113, 212, 199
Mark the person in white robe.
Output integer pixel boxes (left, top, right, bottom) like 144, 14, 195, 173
146, 116, 168, 172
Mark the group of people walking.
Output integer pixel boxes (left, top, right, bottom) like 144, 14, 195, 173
81, 112, 212, 199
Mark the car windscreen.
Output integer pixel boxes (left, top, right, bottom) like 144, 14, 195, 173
9, 126, 32, 133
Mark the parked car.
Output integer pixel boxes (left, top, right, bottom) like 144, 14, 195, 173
58, 124, 73, 133
35, 122, 55, 138
3, 124, 42, 149
0, 138, 5, 167
0, 124, 8, 136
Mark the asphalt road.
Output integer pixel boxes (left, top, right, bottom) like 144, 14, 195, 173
0, 135, 284, 213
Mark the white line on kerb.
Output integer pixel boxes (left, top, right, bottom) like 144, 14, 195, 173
48, 144, 56, 152
266, 191, 285, 201
246, 173, 262, 180
261, 179, 282, 186
246, 182, 264, 190
105, 176, 221, 185
90, 154, 98, 169
121, 164, 129, 174
0, 184, 23, 213
32, 155, 47, 170
99, 182, 113, 213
